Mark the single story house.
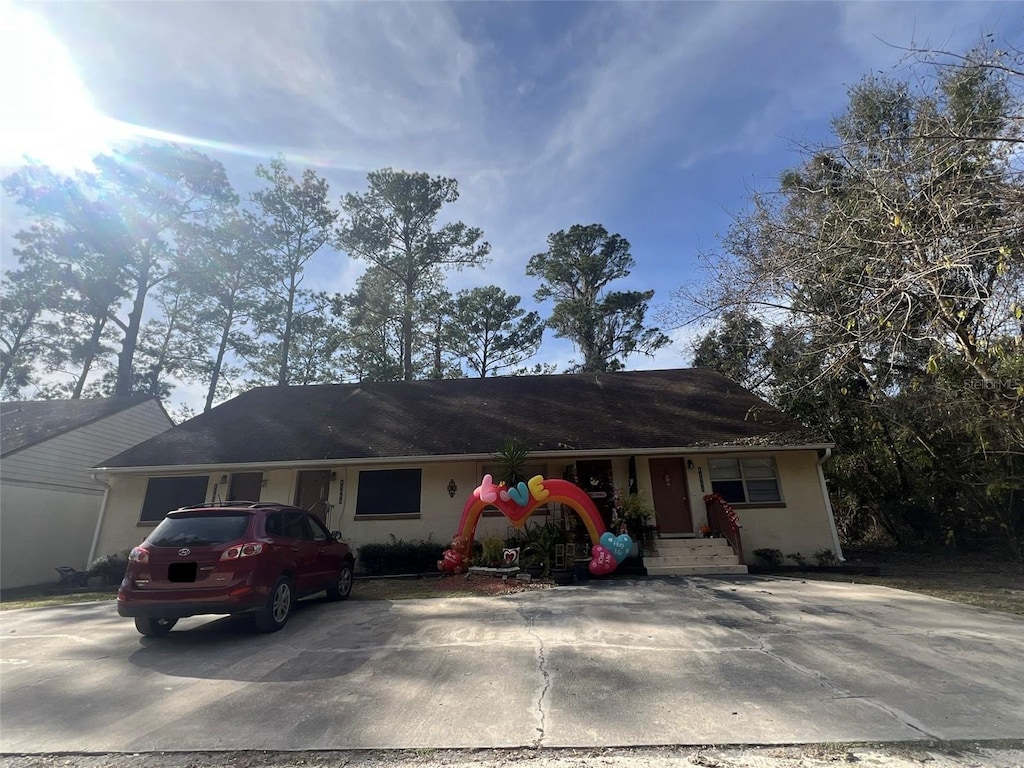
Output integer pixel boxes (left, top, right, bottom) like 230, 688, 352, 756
1, 396, 174, 589
90, 369, 843, 574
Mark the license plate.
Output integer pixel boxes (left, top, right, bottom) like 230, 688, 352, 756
168, 562, 198, 583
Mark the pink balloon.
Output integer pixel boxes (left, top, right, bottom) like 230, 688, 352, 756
589, 545, 618, 576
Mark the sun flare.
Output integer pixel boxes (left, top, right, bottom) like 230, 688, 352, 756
0, 2, 116, 171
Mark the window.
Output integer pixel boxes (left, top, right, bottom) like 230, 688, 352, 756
139, 476, 210, 522
283, 511, 308, 539
149, 513, 250, 546
707, 457, 781, 504
228, 472, 263, 502
355, 468, 421, 517
308, 515, 330, 542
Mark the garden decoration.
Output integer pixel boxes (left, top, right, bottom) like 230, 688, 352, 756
437, 535, 470, 574
439, 474, 633, 577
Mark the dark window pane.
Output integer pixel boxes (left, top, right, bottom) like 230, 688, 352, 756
747, 479, 781, 502
228, 472, 263, 502
265, 513, 284, 536
140, 476, 210, 522
356, 469, 421, 516
740, 458, 776, 479
708, 458, 741, 480
308, 516, 329, 541
711, 480, 746, 504
148, 514, 250, 546
283, 512, 307, 539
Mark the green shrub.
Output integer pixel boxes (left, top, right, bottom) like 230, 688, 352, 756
787, 552, 808, 567
753, 548, 784, 567
357, 536, 446, 576
86, 551, 130, 585
814, 549, 840, 567
357, 543, 386, 575
413, 539, 446, 573
480, 535, 506, 567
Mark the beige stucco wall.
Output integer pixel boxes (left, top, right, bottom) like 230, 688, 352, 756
94, 450, 838, 571
0, 400, 173, 589
0, 484, 104, 588
666, 450, 837, 561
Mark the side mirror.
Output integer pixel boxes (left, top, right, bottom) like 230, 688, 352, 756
331, 531, 343, 541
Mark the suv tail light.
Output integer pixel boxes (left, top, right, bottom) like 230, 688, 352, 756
129, 546, 150, 564
221, 542, 264, 560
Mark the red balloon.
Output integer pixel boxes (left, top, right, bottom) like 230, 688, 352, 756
589, 545, 618, 576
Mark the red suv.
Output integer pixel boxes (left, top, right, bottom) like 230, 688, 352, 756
117, 502, 354, 636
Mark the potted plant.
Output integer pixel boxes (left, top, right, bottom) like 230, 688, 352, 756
616, 492, 656, 555
519, 520, 566, 580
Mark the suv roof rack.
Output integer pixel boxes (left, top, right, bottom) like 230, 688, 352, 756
173, 500, 299, 511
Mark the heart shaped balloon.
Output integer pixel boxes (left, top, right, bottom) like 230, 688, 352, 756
600, 532, 633, 563
589, 545, 618, 576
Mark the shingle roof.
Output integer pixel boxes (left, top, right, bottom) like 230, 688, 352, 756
1, 396, 159, 457
98, 369, 828, 470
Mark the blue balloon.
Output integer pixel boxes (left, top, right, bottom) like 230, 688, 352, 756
600, 532, 632, 563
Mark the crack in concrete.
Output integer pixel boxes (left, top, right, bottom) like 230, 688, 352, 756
516, 604, 549, 748
748, 634, 943, 740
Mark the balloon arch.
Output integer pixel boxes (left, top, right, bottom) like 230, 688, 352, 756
438, 474, 634, 577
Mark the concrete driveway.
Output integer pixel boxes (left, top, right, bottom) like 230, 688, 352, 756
1, 576, 1022, 753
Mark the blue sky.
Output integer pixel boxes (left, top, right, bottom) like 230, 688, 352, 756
1, 1, 1020, 409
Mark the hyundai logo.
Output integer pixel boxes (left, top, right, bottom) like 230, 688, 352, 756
178, 548, 191, 557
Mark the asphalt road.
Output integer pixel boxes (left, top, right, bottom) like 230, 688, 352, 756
1, 576, 1022, 753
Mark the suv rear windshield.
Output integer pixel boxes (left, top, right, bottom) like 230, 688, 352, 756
148, 513, 252, 547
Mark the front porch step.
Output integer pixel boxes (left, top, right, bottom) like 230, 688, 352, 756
645, 563, 749, 576
641, 537, 747, 576
644, 554, 742, 567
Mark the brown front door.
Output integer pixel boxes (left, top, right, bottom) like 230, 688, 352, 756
575, 459, 615, 529
650, 457, 693, 535
295, 470, 332, 524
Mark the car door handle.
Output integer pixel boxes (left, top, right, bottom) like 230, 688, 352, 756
290, 546, 299, 552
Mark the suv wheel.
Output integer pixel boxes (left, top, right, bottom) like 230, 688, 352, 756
326, 561, 354, 601
135, 616, 178, 637
254, 576, 293, 633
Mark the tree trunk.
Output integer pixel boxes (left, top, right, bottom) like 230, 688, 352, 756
205, 304, 234, 412
0, 312, 36, 391
402, 282, 414, 381
71, 314, 108, 399
278, 277, 297, 387
115, 264, 151, 397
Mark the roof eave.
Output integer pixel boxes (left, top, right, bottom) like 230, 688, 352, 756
93, 442, 835, 475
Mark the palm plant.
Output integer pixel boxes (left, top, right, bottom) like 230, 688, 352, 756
493, 437, 531, 486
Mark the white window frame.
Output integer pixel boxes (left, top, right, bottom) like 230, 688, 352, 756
707, 456, 783, 505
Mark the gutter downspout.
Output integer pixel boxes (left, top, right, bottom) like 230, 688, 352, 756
88, 471, 112, 564
816, 448, 845, 562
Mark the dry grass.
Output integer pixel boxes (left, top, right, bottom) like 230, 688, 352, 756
797, 548, 1024, 617
3, 552, 1020, 614
0, 588, 118, 611
0, 574, 553, 611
